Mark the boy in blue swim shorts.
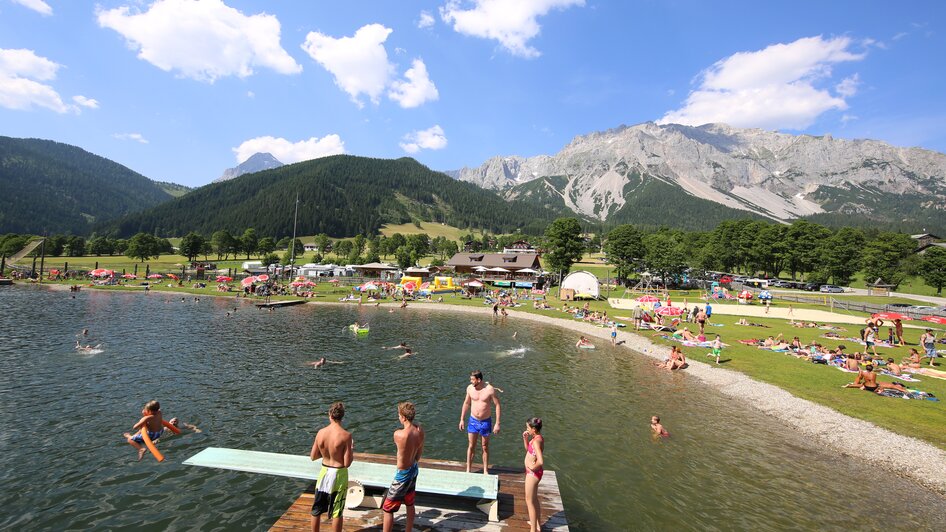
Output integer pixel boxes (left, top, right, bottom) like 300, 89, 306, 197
123, 400, 175, 461
459, 370, 501, 473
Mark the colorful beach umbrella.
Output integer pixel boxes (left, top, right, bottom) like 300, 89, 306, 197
122, 273, 137, 279
216, 275, 233, 282
655, 306, 685, 316
241, 276, 257, 287
738, 290, 753, 299
466, 280, 483, 288
167, 273, 179, 280
328, 279, 340, 284
921, 316, 946, 325
147, 274, 163, 279
256, 274, 270, 282
636, 295, 659, 303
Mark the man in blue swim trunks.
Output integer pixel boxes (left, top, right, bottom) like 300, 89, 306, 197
310, 401, 353, 532
459, 370, 501, 473
382, 402, 424, 532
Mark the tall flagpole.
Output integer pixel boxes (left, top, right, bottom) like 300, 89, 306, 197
289, 193, 300, 276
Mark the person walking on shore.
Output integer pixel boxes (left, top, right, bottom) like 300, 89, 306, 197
459, 370, 501, 473
309, 402, 353, 532
382, 402, 425, 532
921, 329, 938, 366
522, 417, 545, 532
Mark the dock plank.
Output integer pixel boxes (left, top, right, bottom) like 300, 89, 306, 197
268, 453, 568, 531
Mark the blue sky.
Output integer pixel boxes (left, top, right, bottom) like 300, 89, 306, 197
1, 0, 944, 187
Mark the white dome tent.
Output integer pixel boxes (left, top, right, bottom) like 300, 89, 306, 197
560, 271, 600, 300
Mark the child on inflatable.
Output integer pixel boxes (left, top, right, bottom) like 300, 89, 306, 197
123, 400, 179, 461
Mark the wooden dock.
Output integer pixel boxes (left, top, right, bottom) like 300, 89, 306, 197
255, 299, 307, 309
269, 453, 568, 531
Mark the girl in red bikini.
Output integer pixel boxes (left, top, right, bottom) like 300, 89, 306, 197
522, 417, 545, 532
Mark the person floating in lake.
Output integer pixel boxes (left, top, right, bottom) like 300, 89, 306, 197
123, 400, 176, 461
310, 401, 353, 532
398, 348, 417, 359
309, 357, 327, 368
459, 370, 501, 474
650, 415, 669, 437
382, 342, 410, 351
575, 336, 593, 348
382, 402, 425, 532
522, 417, 545, 532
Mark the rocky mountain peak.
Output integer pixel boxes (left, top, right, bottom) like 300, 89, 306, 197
215, 152, 284, 183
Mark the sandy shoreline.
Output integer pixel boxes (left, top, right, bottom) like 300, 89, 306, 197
45, 283, 946, 496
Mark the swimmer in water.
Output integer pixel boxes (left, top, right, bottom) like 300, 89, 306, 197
383, 342, 410, 351
309, 357, 327, 368
398, 348, 417, 359
651, 415, 669, 437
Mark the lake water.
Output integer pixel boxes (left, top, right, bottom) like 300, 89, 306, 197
1, 285, 944, 530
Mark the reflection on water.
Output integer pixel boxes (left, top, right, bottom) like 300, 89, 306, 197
1, 285, 944, 530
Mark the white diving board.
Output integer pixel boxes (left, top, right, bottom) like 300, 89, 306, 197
184, 447, 500, 520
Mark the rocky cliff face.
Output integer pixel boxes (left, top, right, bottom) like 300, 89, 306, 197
448, 122, 946, 223
215, 152, 284, 182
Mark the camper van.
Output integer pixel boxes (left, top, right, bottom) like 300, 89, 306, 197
242, 261, 266, 274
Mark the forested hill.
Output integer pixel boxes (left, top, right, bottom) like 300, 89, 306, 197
103, 155, 566, 238
0, 136, 175, 234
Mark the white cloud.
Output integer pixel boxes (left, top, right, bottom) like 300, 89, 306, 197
0, 48, 75, 113
400, 125, 447, 154
234, 135, 345, 164
73, 95, 99, 109
12, 0, 52, 16
659, 36, 866, 130
114, 132, 148, 144
440, 0, 584, 58
388, 59, 439, 108
301, 23, 394, 107
835, 74, 859, 98
96, 0, 301, 83
417, 10, 435, 29
302, 24, 439, 109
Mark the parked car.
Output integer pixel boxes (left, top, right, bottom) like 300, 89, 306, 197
800, 282, 821, 291
820, 285, 845, 293
887, 303, 912, 308
768, 280, 792, 288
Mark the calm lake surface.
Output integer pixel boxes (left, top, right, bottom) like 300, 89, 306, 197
1, 285, 944, 531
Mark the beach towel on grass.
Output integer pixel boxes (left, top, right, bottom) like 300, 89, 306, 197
738, 339, 761, 345
877, 389, 938, 401
836, 366, 859, 373
882, 371, 920, 382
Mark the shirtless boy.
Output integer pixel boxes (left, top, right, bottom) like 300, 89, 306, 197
123, 400, 175, 461
459, 370, 501, 473
650, 415, 669, 437
310, 402, 353, 532
382, 402, 425, 532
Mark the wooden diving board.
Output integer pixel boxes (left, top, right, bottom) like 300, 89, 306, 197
184, 447, 499, 520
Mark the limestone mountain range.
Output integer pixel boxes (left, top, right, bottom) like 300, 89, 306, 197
446, 122, 946, 226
